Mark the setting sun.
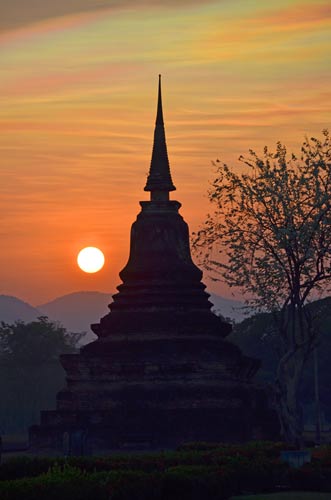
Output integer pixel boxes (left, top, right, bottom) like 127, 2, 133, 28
77, 247, 105, 273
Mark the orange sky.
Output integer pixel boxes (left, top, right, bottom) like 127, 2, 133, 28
0, 0, 330, 305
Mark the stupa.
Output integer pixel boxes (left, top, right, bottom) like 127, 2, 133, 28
30, 77, 278, 452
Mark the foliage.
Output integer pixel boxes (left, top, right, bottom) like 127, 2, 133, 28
0, 442, 293, 480
230, 297, 331, 423
0, 316, 83, 364
231, 493, 331, 500
0, 317, 83, 434
0, 443, 331, 499
193, 130, 331, 445
0, 464, 108, 500
194, 129, 331, 311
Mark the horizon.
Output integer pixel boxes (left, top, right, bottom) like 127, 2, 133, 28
0, 287, 245, 309
1, 0, 330, 304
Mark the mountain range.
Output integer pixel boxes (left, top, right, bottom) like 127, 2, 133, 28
0, 291, 247, 344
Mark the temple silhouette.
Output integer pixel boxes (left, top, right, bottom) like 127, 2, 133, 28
30, 77, 278, 452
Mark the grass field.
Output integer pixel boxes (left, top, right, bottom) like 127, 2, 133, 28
231, 493, 331, 500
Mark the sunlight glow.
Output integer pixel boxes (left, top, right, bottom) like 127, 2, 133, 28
77, 247, 105, 273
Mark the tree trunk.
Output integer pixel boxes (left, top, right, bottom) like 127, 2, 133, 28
274, 348, 306, 448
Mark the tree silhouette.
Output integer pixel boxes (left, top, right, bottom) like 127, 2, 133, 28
194, 130, 331, 445
0, 317, 83, 434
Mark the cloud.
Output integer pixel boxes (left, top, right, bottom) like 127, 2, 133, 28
0, 0, 219, 33
254, 2, 331, 29
193, 1, 331, 66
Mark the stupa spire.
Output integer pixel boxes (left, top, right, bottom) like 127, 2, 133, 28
144, 75, 176, 199
30, 78, 276, 454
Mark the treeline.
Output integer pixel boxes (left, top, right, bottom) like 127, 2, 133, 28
230, 297, 331, 424
1, 442, 331, 499
0, 317, 83, 435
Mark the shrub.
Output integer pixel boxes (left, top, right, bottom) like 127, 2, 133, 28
1, 441, 329, 499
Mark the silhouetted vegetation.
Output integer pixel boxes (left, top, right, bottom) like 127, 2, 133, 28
230, 297, 331, 424
1, 442, 331, 499
194, 130, 331, 445
0, 317, 83, 435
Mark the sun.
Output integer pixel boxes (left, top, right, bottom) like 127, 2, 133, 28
77, 247, 105, 273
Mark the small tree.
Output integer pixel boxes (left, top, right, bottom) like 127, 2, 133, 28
0, 317, 84, 434
194, 130, 331, 445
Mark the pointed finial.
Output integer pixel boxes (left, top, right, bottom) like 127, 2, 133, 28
156, 74, 163, 126
144, 76, 176, 195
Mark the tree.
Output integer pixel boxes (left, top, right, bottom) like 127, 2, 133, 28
230, 298, 331, 428
0, 316, 83, 363
0, 317, 84, 434
193, 130, 331, 445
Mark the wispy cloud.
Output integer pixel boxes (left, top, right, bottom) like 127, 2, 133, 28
0, 0, 219, 33
1, 0, 330, 303
195, 1, 331, 64
254, 2, 331, 29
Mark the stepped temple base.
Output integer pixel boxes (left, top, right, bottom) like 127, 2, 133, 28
30, 333, 278, 453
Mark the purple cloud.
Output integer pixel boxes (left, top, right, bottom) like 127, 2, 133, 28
1, 0, 219, 32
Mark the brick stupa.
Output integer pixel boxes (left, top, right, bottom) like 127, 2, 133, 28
30, 77, 278, 453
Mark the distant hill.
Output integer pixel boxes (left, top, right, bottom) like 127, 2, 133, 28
38, 290, 245, 343
209, 293, 247, 323
0, 295, 40, 324
38, 291, 111, 342
0, 291, 246, 344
